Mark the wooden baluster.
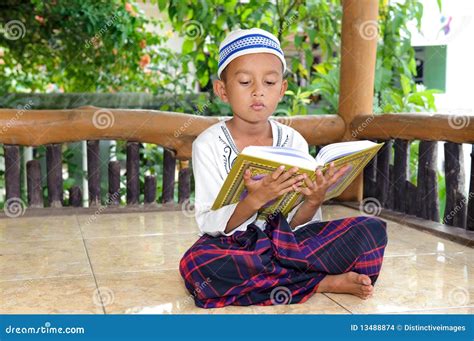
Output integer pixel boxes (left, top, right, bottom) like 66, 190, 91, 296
69, 185, 82, 207
387, 164, 394, 209
444, 142, 467, 228
87, 140, 101, 206
363, 154, 377, 199
4, 145, 21, 205
467, 144, 474, 230
26, 159, 43, 208
126, 142, 140, 205
393, 139, 409, 213
144, 175, 157, 205
162, 148, 176, 204
108, 160, 121, 205
375, 140, 392, 208
405, 181, 418, 216
46, 144, 63, 208
416, 140, 439, 222
178, 160, 191, 204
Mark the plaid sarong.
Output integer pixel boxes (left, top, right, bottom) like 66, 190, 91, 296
179, 212, 387, 308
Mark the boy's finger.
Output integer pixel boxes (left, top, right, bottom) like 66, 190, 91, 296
315, 169, 325, 185
271, 165, 286, 180
326, 162, 335, 179
303, 174, 315, 189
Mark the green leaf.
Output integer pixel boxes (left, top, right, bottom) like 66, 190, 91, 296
157, 0, 167, 11
400, 74, 411, 96
182, 39, 194, 54
294, 35, 303, 48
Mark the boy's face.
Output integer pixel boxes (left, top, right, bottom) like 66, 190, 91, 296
213, 53, 287, 123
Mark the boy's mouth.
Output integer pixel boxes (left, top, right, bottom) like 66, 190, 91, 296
250, 102, 265, 111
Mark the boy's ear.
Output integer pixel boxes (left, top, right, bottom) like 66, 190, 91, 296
213, 79, 229, 103
279, 79, 288, 99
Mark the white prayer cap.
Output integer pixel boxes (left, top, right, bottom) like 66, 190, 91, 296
217, 28, 286, 79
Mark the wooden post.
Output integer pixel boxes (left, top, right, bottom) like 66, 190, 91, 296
144, 175, 157, 205
416, 141, 439, 222
126, 142, 140, 205
363, 155, 376, 198
4, 145, 21, 202
337, 0, 379, 202
444, 142, 466, 228
69, 185, 82, 207
393, 139, 409, 213
87, 140, 101, 206
108, 160, 121, 205
467, 145, 474, 230
26, 160, 44, 208
405, 181, 418, 216
162, 148, 176, 204
46, 144, 63, 208
178, 160, 191, 204
375, 140, 392, 208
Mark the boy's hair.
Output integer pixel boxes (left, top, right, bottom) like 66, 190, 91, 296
217, 28, 286, 80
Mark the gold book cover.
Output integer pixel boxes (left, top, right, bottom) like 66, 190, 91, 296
211, 142, 384, 220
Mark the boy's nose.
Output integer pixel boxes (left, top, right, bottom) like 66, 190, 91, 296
252, 87, 264, 97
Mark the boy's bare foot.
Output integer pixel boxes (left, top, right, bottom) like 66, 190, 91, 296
316, 271, 374, 299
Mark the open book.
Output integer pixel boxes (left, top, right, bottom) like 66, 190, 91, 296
211, 140, 384, 220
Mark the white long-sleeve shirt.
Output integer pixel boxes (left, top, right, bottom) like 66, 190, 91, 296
192, 117, 322, 237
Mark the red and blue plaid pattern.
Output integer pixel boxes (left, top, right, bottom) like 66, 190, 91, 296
179, 212, 387, 308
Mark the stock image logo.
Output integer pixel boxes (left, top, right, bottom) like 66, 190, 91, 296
3, 197, 27, 218
270, 286, 292, 305
2, 20, 26, 40
359, 197, 382, 217
92, 109, 115, 129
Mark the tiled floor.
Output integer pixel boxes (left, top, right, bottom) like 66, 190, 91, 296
0, 205, 472, 314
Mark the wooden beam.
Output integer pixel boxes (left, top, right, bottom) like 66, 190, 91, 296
336, 0, 379, 201
351, 113, 474, 143
0, 107, 345, 160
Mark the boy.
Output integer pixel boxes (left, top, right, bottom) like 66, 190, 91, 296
180, 28, 387, 308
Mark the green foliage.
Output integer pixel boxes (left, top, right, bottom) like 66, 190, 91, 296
153, 0, 341, 116
0, 0, 187, 94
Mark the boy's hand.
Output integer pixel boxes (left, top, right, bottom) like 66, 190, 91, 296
296, 162, 351, 207
243, 165, 305, 209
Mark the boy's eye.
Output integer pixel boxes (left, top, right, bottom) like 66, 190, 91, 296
239, 81, 250, 85
265, 81, 276, 85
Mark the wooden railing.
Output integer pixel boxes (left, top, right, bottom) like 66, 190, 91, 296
351, 113, 474, 231
0, 106, 344, 211
0, 107, 473, 232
